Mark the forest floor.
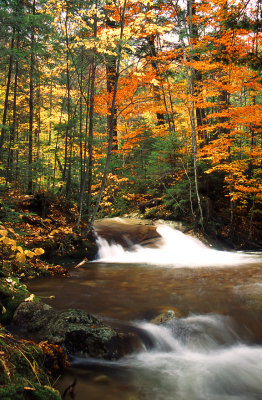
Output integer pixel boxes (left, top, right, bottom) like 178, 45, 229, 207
0, 189, 92, 400
0, 189, 98, 281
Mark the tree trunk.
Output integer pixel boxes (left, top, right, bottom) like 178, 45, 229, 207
0, 36, 15, 156
8, 37, 19, 182
147, 35, 165, 126
106, 55, 118, 150
186, 0, 204, 228
77, 9, 97, 228
84, 0, 127, 235
28, 0, 36, 194
63, 10, 71, 185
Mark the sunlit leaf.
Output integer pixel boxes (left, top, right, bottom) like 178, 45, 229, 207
16, 252, 26, 263
24, 250, 35, 258
33, 248, 45, 256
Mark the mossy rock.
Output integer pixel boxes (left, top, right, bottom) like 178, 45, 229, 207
0, 277, 30, 324
13, 302, 141, 360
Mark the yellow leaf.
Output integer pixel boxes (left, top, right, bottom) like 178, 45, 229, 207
16, 246, 24, 253
24, 294, 35, 302
16, 252, 26, 263
0, 229, 8, 237
24, 250, 35, 258
2, 237, 13, 245
33, 248, 45, 256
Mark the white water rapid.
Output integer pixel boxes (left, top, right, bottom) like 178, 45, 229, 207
96, 224, 260, 267
70, 314, 262, 400
122, 315, 262, 400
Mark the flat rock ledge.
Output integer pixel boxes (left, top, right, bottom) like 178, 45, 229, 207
94, 218, 162, 248
12, 302, 140, 360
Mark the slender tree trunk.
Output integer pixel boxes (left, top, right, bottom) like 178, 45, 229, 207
34, 67, 41, 193
189, 0, 207, 144
63, 10, 71, 185
79, 58, 83, 191
184, 0, 204, 228
147, 35, 165, 126
0, 36, 15, 156
48, 73, 53, 146
8, 52, 19, 182
85, 0, 127, 235
28, 0, 36, 194
86, 60, 96, 221
106, 55, 118, 150
77, 9, 97, 228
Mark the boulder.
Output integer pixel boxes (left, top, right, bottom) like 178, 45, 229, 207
13, 302, 140, 360
94, 218, 162, 248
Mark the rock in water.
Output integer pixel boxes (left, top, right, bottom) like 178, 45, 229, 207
13, 302, 140, 360
150, 309, 181, 325
94, 218, 162, 248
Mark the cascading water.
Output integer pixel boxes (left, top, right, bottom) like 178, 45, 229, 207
127, 315, 262, 400
70, 314, 262, 400
96, 224, 260, 267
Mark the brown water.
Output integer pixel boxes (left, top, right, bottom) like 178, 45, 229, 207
28, 261, 262, 400
28, 226, 262, 400
29, 262, 262, 328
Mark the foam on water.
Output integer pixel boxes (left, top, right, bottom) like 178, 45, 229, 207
122, 315, 262, 400
96, 224, 261, 267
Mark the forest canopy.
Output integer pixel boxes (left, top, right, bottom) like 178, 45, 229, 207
0, 0, 261, 244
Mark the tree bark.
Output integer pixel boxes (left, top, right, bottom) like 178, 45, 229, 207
28, 0, 36, 194
8, 36, 19, 182
77, 7, 97, 228
106, 55, 118, 150
147, 35, 165, 126
0, 36, 15, 156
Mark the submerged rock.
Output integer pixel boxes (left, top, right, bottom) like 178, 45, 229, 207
150, 309, 181, 325
13, 302, 140, 360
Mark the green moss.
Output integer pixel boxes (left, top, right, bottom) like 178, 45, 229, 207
32, 385, 61, 400
0, 329, 62, 400
0, 384, 61, 400
0, 277, 31, 324
0, 384, 24, 400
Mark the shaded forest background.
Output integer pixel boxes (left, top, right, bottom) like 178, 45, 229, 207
0, 0, 261, 247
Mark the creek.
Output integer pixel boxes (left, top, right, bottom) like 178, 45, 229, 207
28, 223, 262, 400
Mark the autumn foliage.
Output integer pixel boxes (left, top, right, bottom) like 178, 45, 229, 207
0, 0, 261, 246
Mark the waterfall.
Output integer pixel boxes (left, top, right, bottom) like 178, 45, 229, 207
95, 224, 260, 267
70, 314, 262, 400
122, 315, 262, 400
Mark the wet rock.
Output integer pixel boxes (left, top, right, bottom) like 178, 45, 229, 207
92, 375, 112, 384
13, 302, 140, 360
94, 218, 162, 248
12, 301, 52, 330
150, 309, 181, 325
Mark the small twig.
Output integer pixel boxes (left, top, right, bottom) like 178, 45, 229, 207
62, 377, 77, 399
